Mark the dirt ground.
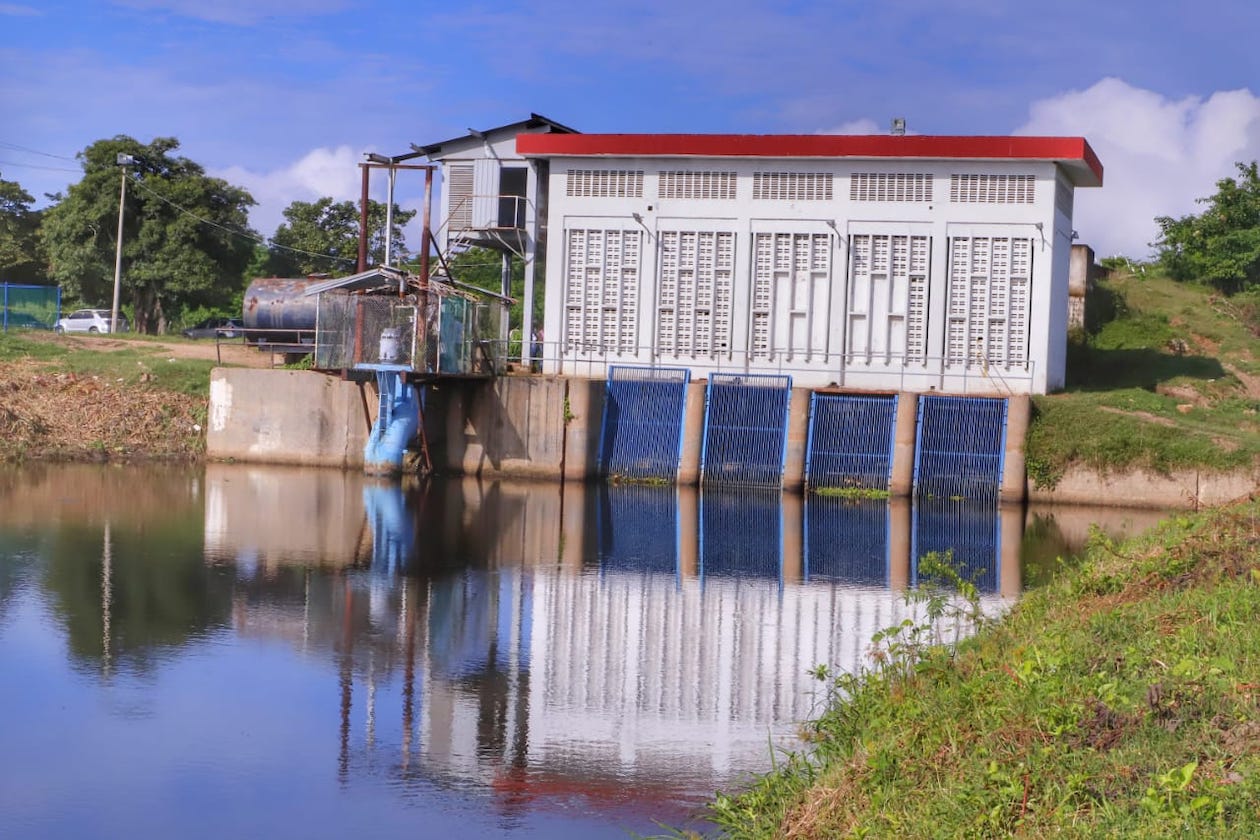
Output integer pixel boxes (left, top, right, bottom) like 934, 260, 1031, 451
0, 334, 285, 462
30, 332, 279, 368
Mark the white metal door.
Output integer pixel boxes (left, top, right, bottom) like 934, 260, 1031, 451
563, 227, 642, 357
847, 231, 931, 364
656, 229, 735, 359
750, 232, 832, 362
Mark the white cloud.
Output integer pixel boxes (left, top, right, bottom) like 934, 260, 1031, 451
214, 146, 427, 245
1017, 78, 1260, 259
0, 3, 40, 15
214, 146, 365, 238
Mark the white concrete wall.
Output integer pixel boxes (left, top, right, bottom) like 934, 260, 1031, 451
540, 158, 1074, 395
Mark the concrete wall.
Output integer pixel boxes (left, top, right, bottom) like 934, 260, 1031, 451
206, 369, 1260, 510
207, 368, 375, 468
1031, 465, 1260, 510
209, 370, 1039, 503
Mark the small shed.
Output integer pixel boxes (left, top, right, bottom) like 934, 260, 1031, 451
306, 266, 499, 377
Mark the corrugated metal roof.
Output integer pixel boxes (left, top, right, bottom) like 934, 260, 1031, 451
415, 113, 579, 158
300, 266, 409, 296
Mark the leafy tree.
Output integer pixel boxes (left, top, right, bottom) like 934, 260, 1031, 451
1155, 161, 1260, 293
440, 246, 544, 337
266, 197, 415, 277
0, 172, 46, 284
42, 136, 257, 333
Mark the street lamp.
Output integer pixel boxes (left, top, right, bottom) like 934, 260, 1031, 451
110, 153, 135, 335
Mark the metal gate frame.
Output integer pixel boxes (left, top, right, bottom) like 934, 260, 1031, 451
912, 395, 1008, 502
700, 373, 793, 488
597, 365, 691, 481
804, 393, 898, 492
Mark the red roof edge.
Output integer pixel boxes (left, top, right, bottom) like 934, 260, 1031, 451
517, 133, 1103, 186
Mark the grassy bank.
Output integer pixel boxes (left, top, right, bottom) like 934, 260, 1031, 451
1027, 270, 1260, 488
703, 499, 1260, 838
0, 331, 214, 462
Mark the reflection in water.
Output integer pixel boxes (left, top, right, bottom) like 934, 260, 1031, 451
0, 464, 1165, 839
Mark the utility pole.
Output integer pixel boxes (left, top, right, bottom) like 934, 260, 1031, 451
110, 153, 135, 334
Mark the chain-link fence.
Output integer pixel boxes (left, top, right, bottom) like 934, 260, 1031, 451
314, 287, 505, 376
1, 283, 60, 331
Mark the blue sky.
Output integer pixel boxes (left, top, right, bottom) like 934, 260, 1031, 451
2, 0, 1259, 258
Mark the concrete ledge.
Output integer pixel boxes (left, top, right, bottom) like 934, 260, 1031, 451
1030, 465, 1260, 510
207, 368, 373, 467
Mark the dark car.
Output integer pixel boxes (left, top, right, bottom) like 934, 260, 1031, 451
183, 317, 244, 339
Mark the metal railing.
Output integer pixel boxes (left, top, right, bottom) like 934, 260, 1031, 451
471, 338, 1040, 395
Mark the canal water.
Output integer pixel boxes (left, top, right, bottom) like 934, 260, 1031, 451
0, 464, 1166, 839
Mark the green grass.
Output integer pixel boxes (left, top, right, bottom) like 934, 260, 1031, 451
812, 486, 892, 500
0, 331, 216, 397
1027, 271, 1260, 487
701, 500, 1260, 838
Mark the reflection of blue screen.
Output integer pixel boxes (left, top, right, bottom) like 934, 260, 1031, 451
700, 488, 781, 579
804, 497, 889, 584
596, 484, 678, 574
912, 500, 1000, 592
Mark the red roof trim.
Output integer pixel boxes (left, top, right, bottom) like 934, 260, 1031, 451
517, 134, 1103, 186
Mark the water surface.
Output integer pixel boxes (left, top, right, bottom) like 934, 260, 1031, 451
0, 464, 1166, 838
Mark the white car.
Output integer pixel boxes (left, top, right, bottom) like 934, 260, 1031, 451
54, 309, 129, 334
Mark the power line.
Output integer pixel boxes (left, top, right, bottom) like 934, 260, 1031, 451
0, 158, 81, 174
0, 140, 77, 161
127, 174, 358, 267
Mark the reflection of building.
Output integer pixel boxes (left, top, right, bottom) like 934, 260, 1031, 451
208, 471, 1020, 812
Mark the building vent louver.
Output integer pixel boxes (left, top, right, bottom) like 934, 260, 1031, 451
949, 174, 1035, 204
566, 169, 645, 198
658, 171, 738, 200
850, 173, 933, 202
752, 172, 833, 201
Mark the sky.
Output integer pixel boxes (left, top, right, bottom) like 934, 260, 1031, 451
2, 0, 1259, 260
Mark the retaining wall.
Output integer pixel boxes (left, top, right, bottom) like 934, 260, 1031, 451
206, 368, 375, 468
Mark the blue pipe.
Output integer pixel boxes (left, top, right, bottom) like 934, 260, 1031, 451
364, 369, 419, 474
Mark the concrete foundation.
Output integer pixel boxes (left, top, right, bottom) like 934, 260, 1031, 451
205, 369, 1260, 510
207, 368, 375, 468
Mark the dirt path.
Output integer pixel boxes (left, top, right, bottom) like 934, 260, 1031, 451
27, 332, 276, 368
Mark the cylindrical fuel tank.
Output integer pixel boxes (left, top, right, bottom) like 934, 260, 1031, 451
242, 277, 322, 345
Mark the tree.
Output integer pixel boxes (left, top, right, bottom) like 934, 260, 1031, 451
1155, 161, 1260, 293
441, 246, 544, 336
41, 136, 257, 333
0, 172, 46, 284
266, 197, 415, 277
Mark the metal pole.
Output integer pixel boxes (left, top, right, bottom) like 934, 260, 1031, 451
384, 166, 397, 267
358, 163, 371, 273
110, 167, 126, 334
419, 168, 432, 286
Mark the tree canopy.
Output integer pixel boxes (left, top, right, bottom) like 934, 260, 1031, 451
0, 172, 46, 284
1155, 161, 1260, 293
41, 136, 257, 333
266, 197, 415, 277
